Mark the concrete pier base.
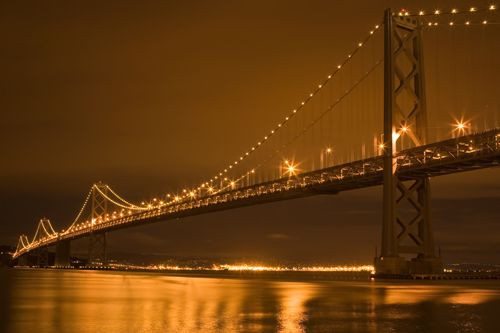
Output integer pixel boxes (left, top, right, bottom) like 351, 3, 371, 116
55, 240, 71, 267
17, 255, 30, 267
374, 256, 442, 276
35, 247, 49, 267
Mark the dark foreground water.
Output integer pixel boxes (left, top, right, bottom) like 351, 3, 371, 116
1, 269, 500, 332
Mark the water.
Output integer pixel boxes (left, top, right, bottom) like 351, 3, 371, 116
1, 269, 500, 332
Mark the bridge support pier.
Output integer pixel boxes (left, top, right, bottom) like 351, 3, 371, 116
88, 232, 107, 266
375, 176, 442, 275
35, 247, 49, 268
17, 254, 30, 267
375, 9, 442, 275
55, 239, 71, 267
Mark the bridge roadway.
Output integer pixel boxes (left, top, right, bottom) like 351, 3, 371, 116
14, 129, 500, 258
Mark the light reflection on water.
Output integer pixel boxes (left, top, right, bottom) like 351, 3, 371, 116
1, 269, 500, 332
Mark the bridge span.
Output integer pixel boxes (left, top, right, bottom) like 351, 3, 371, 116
12, 7, 500, 275
14, 129, 499, 261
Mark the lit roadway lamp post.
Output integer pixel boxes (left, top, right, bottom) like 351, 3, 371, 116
282, 159, 298, 178
378, 142, 385, 155
320, 147, 333, 169
286, 164, 297, 177
453, 120, 469, 137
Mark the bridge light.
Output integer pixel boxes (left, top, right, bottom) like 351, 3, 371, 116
434, 9, 440, 15
419, 10, 424, 15
451, 8, 457, 14
470, 7, 476, 12
326, 147, 332, 153
465, 21, 470, 25
483, 20, 488, 24
284, 162, 298, 177
490, 4, 497, 10
401, 125, 409, 133
453, 120, 469, 135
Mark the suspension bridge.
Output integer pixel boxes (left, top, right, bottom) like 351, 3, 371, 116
13, 7, 500, 275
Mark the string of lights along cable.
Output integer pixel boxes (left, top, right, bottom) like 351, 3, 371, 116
13, 5, 500, 258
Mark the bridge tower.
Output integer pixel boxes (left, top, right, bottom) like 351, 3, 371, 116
88, 182, 108, 265
375, 9, 442, 275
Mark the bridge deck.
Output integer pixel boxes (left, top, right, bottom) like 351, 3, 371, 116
14, 129, 499, 258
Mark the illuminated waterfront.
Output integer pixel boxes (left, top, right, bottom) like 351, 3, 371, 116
107, 263, 375, 273
2, 269, 500, 332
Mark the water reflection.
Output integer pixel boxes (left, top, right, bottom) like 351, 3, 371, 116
2, 269, 500, 332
